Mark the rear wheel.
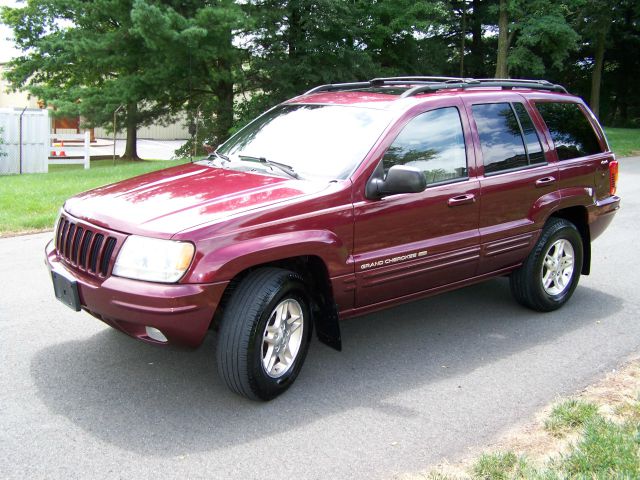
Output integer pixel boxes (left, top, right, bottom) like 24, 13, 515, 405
216, 268, 312, 400
510, 218, 584, 312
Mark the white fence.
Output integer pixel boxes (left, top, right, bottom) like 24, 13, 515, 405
94, 113, 189, 140
49, 132, 90, 170
0, 108, 50, 174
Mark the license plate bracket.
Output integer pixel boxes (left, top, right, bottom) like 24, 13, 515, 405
51, 270, 81, 311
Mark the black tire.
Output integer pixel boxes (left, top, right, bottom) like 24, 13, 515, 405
216, 268, 312, 401
510, 218, 584, 312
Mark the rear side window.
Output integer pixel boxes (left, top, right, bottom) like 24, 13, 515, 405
535, 102, 602, 160
382, 107, 467, 184
472, 103, 528, 174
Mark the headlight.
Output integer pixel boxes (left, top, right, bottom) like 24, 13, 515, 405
112, 235, 195, 283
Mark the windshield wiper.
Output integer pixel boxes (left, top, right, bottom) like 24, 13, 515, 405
238, 155, 300, 179
209, 151, 230, 162
204, 150, 231, 168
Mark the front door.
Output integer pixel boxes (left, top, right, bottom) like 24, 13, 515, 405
353, 102, 481, 308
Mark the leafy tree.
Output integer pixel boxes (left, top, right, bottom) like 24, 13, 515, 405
584, 0, 640, 124
467, 0, 491, 77
493, 0, 580, 78
130, 0, 246, 148
359, 0, 449, 75
237, 0, 376, 122
238, 0, 451, 125
1, 0, 171, 159
1, 0, 243, 158
577, 0, 612, 117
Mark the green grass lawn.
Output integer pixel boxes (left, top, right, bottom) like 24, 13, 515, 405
427, 362, 640, 480
605, 127, 640, 158
0, 158, 189, 235
465, 397, 640, 480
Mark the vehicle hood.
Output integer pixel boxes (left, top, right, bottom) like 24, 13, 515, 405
64, 163, 329, 237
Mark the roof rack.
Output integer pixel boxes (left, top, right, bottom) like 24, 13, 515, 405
304, 82, 374, 95
400, 78, 568, 97
304, 77, 568, 96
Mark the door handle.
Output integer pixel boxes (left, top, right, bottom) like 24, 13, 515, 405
447, 193, 476, 207
535, 176, 556, 187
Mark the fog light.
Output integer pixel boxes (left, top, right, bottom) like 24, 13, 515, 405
145, 326, 168, 343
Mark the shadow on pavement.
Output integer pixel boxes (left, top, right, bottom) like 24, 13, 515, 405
30, 278, 622, 455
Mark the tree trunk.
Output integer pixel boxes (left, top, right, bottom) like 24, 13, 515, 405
495, 0, 509, 78
122, 102, 139, 160
460, 0, 467, 77
288, 2, 302, 61
213, 78, 234, 145
469, 0, 484, 77
590, 28, 606, 118
212, 24, 235, 145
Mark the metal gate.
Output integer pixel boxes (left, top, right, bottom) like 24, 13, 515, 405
0, 108, 50, 175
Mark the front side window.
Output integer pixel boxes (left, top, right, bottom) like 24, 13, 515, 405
535, 102, 602, 160
382, 107, 467, 185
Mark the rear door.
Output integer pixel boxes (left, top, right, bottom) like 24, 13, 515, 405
463, 95, 559, 275
353, 100, 481, 307
532, 101, 611, 202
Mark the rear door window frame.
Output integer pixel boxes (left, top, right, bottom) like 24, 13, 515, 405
470, 101, 549, 177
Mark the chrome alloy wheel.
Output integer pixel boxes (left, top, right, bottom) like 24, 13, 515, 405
261, 299, 304, 378
541, 239, 575, 296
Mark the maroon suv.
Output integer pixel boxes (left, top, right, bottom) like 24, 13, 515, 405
46, 77, 620, 400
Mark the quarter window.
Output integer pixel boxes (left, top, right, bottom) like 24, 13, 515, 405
535, 102, 602, 160
382, 107, 467, 185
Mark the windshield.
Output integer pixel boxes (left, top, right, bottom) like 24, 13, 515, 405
216, 104, 392, 180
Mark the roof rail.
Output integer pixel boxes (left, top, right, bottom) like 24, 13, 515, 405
304, 77, 568, 97
370, 76, 473, 85
304, 82, 374, 95
400, 78, 568, 97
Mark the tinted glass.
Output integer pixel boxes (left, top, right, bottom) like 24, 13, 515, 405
535, 102, 602, 160
472, 103, 527, 174
217, 104, 392, 180
513, 103, 545, 164
382, 107, 467, 184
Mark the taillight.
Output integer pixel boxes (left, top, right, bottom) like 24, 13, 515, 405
609, 160, 619, 195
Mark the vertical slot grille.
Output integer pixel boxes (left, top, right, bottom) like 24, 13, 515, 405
89, 234, 104, 273
56, 219, 67, 248
64, 224, 75, 257
101, 238, 117, 276
59, 220, 70, 254
54, 216, 118, 278
79, 231, 93, 267
71, 227, 83, 263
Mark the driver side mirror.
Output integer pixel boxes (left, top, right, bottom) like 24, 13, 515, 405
366, 165, 427, 200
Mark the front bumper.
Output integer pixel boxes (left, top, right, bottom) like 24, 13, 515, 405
45, 240, 228, 348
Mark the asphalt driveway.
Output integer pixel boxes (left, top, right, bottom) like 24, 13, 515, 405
1, 159, 638, 480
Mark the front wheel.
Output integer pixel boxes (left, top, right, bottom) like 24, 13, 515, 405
216, 268, 313, 401
510, 218, 584, 312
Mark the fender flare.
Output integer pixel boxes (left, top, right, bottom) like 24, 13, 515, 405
191, 229, 347, 350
